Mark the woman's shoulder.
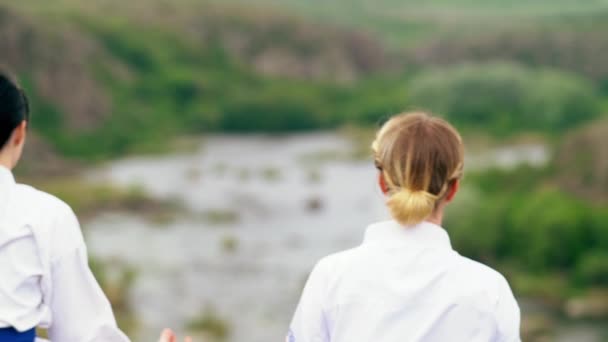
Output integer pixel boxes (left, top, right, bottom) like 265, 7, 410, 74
316, 246, 367, 272
450, 253, 517, 307
450, 254, 521, 333
307, 246, 373, 293
452, 254, 509, 284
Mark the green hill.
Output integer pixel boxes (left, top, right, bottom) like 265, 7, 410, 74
1, 0, 607, 160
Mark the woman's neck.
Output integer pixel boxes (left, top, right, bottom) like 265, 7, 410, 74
426, 209, 444, 227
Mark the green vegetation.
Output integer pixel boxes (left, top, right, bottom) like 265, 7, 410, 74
260, 166, 282, 182
447, 122, 608, 306
187, 308, 231, 341
200, 209, 240, 225
5, 0, 608, 160
3, 0, 608, 332
448, 182, 607, 282
221, 235, 239, 254
89, 258, 139, 335
28, 179, 180, 221
408, 64, 600, 135
222, 0, 608, 47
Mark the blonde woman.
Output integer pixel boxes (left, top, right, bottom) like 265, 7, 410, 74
288, 112, 521, 341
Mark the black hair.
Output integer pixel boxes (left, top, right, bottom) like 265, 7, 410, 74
0, 72, 29, 149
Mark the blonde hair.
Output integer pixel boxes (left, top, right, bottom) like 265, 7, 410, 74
372, 112, 464, 226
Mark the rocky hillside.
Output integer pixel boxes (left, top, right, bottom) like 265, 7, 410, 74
0, 0, 401, 162
1, 0, 607, 164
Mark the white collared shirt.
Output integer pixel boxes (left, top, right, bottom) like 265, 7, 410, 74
0, 167, 129, 341
289, 220, 521, 342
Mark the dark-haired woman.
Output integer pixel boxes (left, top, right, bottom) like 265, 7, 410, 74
0, 73, 134, 341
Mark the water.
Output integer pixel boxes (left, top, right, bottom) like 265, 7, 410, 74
84, 133, 598, 342
87, 134, 386, 341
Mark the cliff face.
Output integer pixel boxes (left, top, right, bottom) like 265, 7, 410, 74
188, 8, 396, 83
0, 6, 111, 131
408, 29, 608, 83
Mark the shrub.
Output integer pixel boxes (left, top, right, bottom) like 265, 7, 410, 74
219, 88, 327, 132
577, 251, 608, 286
507, 189, 591, 270
408, 63, 600, 135
554, 119, 608, 202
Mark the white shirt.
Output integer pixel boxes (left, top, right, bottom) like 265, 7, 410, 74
288, 220, 521, 342
0, 167, 130, 341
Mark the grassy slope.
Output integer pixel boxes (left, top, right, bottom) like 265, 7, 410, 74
219, 0, 608, 46
2, 0, 607, 160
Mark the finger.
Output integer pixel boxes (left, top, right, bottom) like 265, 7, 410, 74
184, 337, 193, 342
159, 329, 175, 342
159, 329, 170, 342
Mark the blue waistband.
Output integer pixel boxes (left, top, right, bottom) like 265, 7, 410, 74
0, 327, 35, 342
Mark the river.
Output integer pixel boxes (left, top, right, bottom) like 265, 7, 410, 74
83, 133, 604, 342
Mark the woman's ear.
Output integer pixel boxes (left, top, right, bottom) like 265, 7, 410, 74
445, 179, 460, 202
378, 172, 389, 195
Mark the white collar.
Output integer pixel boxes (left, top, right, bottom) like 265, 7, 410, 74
363, 220, 452, 250
0, 166, 15, 188
0, 166, 15, 220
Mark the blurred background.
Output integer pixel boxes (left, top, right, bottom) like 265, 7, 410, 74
1, 0, 607, 341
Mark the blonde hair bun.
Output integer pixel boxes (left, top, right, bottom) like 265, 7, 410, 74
373, 112, 464, 226
387, 188, 438, 226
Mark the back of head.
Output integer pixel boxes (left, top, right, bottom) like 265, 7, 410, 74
0, 71, 29, 149
372, 112, 464, 226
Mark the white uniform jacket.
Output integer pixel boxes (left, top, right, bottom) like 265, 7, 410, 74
288, 220, 521, 342
0, 167, 130, 342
